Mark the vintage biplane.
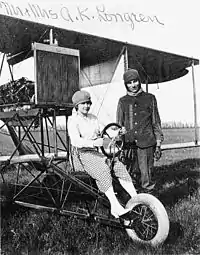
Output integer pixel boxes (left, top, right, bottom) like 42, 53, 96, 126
0, 6, 199, 247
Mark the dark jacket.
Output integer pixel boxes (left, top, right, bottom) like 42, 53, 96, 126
116, 91, 164, 148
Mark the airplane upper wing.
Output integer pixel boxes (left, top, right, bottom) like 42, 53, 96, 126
0, 14, 199, 85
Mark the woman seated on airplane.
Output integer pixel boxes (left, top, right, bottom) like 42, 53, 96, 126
67, 90, 137, 218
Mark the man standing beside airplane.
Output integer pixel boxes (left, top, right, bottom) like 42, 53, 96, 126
116, 69, 164, 192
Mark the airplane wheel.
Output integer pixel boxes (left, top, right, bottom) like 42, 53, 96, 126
124, 193, 169, 247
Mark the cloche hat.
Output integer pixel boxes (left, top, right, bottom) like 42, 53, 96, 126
72, 90, 92, 106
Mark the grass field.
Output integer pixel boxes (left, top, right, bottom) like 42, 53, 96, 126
162, 127, 200, 144
0, 128, 200, 255
0, 127, 199, 154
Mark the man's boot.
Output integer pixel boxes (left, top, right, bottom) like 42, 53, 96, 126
105, 186, 131, 218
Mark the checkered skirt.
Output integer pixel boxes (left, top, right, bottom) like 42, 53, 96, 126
70, 147, 132, 193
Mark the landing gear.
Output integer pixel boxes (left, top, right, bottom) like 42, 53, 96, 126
124, 193, 169, 246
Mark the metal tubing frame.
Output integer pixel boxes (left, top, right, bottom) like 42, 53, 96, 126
6, 54, 14, 81
10, 159, 124, 229
0, 110, 134, 231
110, 45, 127, 83
0, 53, 6, 77
123, 46, 128, 72
14, 200, 125, 230
52, 109, 58, 156
5, 112, 40, 159
13, 169, 44, 200
145, 79, 149, 93
46, 115, 68, 151
45, 117, 51, 153
17, 116, 42, 155
40, 113, 44, 156
10, 160, 65, 208
191, 62, 199, 145
50, 162, 109, 208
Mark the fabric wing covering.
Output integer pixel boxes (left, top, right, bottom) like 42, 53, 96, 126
0, 14, 199, 87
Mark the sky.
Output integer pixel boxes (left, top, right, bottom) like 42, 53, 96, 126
0, 0, 200, 126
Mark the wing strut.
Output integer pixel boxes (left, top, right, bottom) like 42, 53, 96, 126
191, 61, 199, 145
0, 53, 6, 77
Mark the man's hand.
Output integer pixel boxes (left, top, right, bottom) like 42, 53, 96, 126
119, 126, 127, 135
154, 146, 162, 161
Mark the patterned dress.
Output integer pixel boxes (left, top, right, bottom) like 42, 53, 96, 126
67, 112, 132, 193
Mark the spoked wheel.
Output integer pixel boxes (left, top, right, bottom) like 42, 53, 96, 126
124, 193, 169, 246
100, 123, 123, 158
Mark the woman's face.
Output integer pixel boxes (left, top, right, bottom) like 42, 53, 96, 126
126, 79, 141, 93
77, 101, 92, 115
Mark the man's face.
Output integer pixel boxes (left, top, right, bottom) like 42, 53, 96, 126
126, 79, 141, 93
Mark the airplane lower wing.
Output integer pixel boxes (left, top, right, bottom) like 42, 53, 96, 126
0, 152, 68, 164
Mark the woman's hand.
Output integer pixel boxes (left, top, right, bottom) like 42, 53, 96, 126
93, 138, 104, 147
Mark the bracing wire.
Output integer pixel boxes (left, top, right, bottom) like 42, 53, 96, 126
12, 29, 49, 75
80, 69, 114, 126
80, 45, 127, 126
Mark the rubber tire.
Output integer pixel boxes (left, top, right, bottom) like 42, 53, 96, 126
124, 193, 169, 247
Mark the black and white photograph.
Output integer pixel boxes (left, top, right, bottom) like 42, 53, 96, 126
0, 0, 199, 254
